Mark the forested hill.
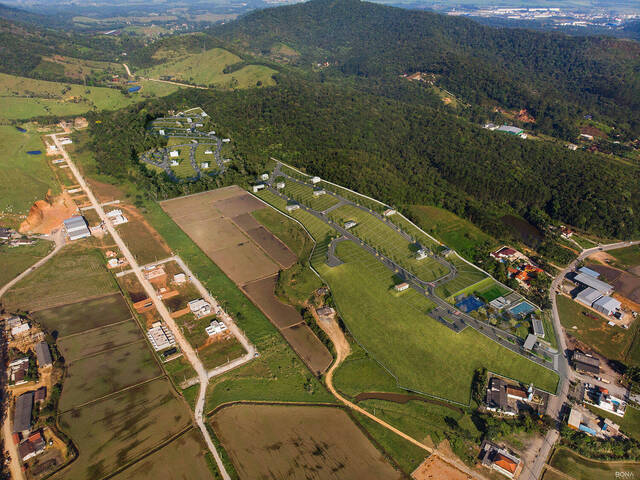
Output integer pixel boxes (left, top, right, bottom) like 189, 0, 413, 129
211, 0, 640, 138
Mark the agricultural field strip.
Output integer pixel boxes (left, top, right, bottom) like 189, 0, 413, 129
266, 165, 558, 374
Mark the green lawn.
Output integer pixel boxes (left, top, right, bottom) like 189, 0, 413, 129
283, 181, 341, 212
0, 240, 53, 288
557, 295, 637, 365
318, 241, 558, 404
405, 205, 498, 259
435, 253, 490, 299
572, 235, 598, 249
3, 245, 118, 311
549, 447, 640, 480
140, 48, 277, 88
328, 204, 450, 282
0, 72, 179, 121
0, 124, 58, 215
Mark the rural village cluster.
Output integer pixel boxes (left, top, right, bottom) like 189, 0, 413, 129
2, 106, 640, 480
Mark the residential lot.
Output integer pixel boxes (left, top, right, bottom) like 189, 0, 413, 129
54, 378, 191, 480
211, 404, 402, 480
320, 241, 558, 403
161, 187, 332, 375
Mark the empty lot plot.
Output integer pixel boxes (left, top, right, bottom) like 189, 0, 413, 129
211, 404, 402, 480
57, 320, 142, 363
329, 204, 449, 282
281, 323, 333, 375
111, 429, 215, 480
243, 226, 297, 268
0, 240, 53, 287
55, 378, 191, 480
115, 213, 171, 265
242, 276, 302, 329
58, 340, 162, 411
549, 447, 640, 480
181, 216, 248, 253
2, 246, 117, 311
212, 192, 265, 217
32, 293, 131, 337
283, 181, 340, 212
209, 242, 279, 284
318, 241, 558, 403
161, 186, 246, 214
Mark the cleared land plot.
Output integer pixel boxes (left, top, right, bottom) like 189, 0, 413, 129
230, 212, 261, 231
58, 340, 162, 411
605, 245, 640, 270
549, 447, 640, 480
179, 216, 247, 252
557, 295, 636, 365
251, 207, 310, 259
209, 243, 279, 284
319, 241, 558, 403
590, 264, 640, 304
32, 293, 131, 337
213, 193, 265, 218
0, 240, 53, 287
115, 215, 171, 265
200, 337, 247, 370
2, 246, 117, 311
55, 378, 190, 480
406, 205, 497, 258
211, 404, 402, 480
0, 125, 58, 214
57, 320, 141, 363
242, 276, 302, 329
243, 226, 297, 268
280, 323, 333, 375
329, 204, 449, 282
140, 48, 276, 88
111, 429, 215, 480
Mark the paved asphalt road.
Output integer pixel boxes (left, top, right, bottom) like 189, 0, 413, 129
51, 133, 234, 480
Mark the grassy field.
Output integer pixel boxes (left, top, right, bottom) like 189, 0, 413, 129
55, 378, 191, 480
33, 293, 132, 337
2, 245, 118, 311
549, 447, 640, 480
115, 217, 170, 265
319, 241, 558, 403
405, 205, 498, 258
572, 235, 598, 249
140, 48, 277, 88
328, 204, 450, 282
57, 319, 141, 362
110, 429, 217, 480
0, 124, 58, 215
435, 253, 490, 299
211, 404, 401, 479
58, 340, 162, 411
0, 240, 53, 287
557, 295, 637, 365
606, 245, 640, 269
0, 72, 179, 121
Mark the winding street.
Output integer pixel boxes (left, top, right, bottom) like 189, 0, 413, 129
48, 133, 233, 480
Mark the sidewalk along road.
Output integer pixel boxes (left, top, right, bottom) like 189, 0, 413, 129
49, 133, 232, 480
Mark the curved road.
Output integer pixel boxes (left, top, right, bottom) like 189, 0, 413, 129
49, 133, 232, 480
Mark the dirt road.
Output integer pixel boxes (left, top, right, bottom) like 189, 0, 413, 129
49, 133, 232, 480
320, 312, 488, 480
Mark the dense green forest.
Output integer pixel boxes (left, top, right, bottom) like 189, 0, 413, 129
87, 75, 640, 240
210, 0, 640, 140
